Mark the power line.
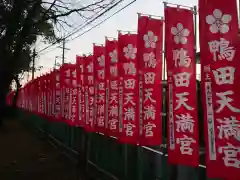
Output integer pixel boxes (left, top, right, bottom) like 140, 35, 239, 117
38, 0, 124, 55
68, 0, 136, 42
58, 37, 70, 64
39, 0, 135, 56
63, 0, 121, 39
36, 11, 101, 55
56, 0, 117, 40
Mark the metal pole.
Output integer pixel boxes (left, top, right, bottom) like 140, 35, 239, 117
162, 2, 168, 180
193, 5, 199, 180
137, 12, 143, 180
57, 37, 69, 65
54, 56, 57, 69
62, 38, 65, 64
238, 0, 240, 25
194, 6, 197, 62
105, 38, 109, 132
32, 49, 36, 80
27, 70, 30, 82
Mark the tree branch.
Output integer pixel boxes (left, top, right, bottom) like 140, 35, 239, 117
44, 0, 58, 13
43, 1, 72, 11
11, 1, 42, 73
44, 0, 107, 20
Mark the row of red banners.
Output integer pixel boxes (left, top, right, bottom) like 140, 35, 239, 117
6, 1, 240, 179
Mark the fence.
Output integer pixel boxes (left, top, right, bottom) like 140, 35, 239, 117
17, 107, 220, 180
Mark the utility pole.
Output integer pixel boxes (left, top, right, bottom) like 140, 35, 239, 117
54, 56, 61, 69
62, 38, 65, 64
58, 37, 70, 64
54, 56, 57, 69
32, 48, 37, 80
27, 71, 30, 82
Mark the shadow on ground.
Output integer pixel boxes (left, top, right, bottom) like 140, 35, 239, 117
0, 119, 82, 180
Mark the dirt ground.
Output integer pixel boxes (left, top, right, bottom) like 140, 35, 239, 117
0, 119, 83, 180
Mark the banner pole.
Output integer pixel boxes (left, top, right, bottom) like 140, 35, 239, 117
238, 0, 240, 25
162, 2, 168, 180
137, 12, 143, 180
193, 5, 199, 180
137, 75, 143, 180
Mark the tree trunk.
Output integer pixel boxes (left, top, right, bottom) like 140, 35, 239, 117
0, 71, 14, 124
12, 75, 21, 108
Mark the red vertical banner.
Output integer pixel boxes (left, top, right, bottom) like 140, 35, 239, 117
50, 72, 55, 120
27, 83, 30, 111
31, 81, 36, 113
27, 82, 31, 112
37, 76, 42, 116
33, 78, 37, 114
199, 0, 240, 179
40, 75, 46, 117
30, 81, 33, 112
76, 56, 81, 124
16, 89, 19, 108
25, 83, 29, 111
38, 75, 43, 115
48, 72, 54, 119
84, 55, 95, 131
68, 64, 77, 126
71, 64, 78, 126
30, 82, 33, 112
46, 73, 51, 119
83, 56, 90, 130
94, 45, 106, 133
105, 38, 119, 137
44, 74, 48, 117
20, 87, 24, 109
32, 79, 38, 115
60, 64, 71, 123
19, 88, 22, 109
54, 70, 61, 121
30, 81, 34, 112
118, 32, 139, 144
76, 55, 85, 127
7, 91, 15, 107
21, 87, 24, 109
23, 83, 26, 110
137, 15, 163, 146
19, 87, 22, 109
31, 79, 35, 113
165, 6, 199, 167
47, 72, 52, 120
43, 75, 48, 117
24, 83, 28, 111
18, 88, 21, 109
60, 66, 65, 121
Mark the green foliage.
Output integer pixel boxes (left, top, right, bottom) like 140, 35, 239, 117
0, 0, 57, 75
0, 0, 115, 77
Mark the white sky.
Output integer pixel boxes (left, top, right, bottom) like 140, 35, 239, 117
21, 0, 239, 84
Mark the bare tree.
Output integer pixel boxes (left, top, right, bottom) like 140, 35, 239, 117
0, 0, 122, 117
